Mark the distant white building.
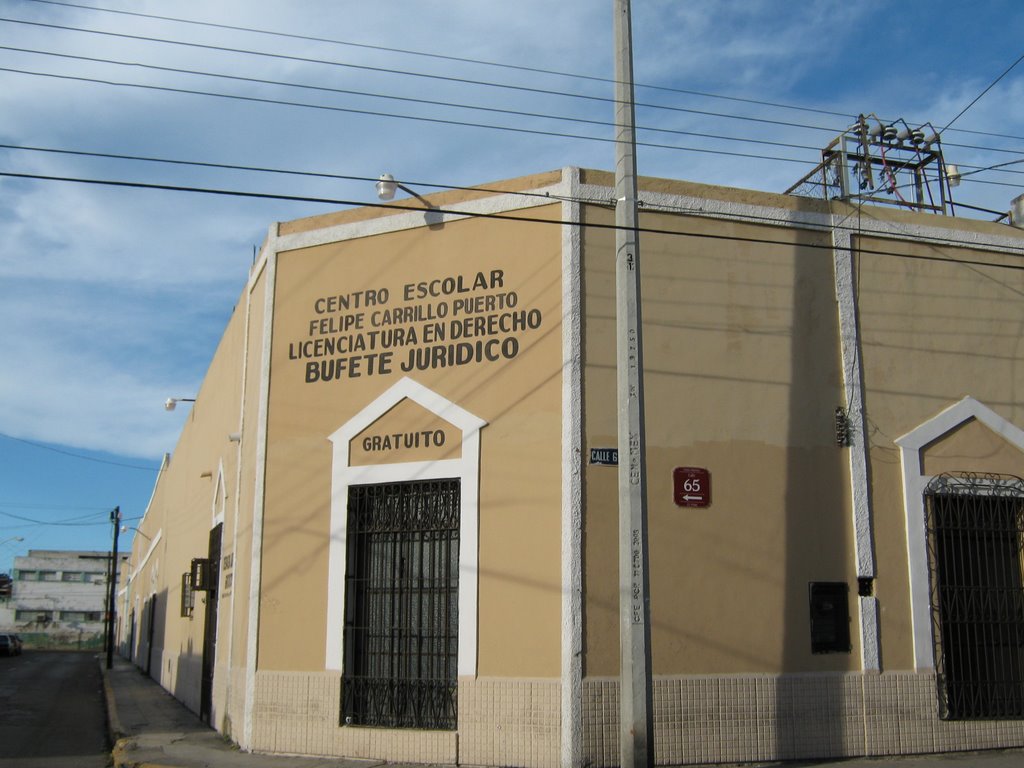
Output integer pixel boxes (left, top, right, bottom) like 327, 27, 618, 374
10, 549, 127, 647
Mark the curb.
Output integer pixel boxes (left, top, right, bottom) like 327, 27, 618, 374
100, 658, 126, 743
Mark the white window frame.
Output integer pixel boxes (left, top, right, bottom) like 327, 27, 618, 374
324, 376, 486, 676
896, 396, 1024, 670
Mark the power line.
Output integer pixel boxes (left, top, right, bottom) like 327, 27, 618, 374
8, 43, 1023, 166
941, 50, 1024, 134
20, 0, 860, 120
0, 142, 613, 203
959, 157, 1024, 181
0, 430, 161, 471
3, 22, 1022, 182
3, 140, 1019, 228
0, 45, 831, 155
3, 169, 1022, 268
0, 509, 111, 527
0, 16, 852, 137
0, 503, 111, 511
16, 0, 1024, 148
0, 66, 818, 166
7, 139, 1018, 195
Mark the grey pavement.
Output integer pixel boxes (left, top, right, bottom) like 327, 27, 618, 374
101, 656, 1024, 768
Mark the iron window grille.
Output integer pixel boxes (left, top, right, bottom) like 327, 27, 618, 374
180, 572, 195, 618
925, 472, 1024, 720
191, 558, 213, 592
342, 479, 460, 730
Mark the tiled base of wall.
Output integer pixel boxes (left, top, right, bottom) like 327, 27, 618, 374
584, 672, 1024, 767
216, 666, 248, 742
238, 671, 1024, 767
459, 678, 560, 768
249, 672, 559, 766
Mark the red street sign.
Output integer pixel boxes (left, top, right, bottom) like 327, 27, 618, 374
673, 467, 710, 507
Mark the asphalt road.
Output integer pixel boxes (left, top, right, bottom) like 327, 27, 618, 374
0, 650, 109, 768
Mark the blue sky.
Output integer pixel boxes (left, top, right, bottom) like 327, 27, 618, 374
1, 0, 1023, 569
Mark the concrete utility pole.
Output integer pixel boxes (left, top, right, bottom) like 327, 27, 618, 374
613, 2, 654, 768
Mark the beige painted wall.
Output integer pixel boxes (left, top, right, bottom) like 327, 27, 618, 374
922, 418, 1024, 477
583, 206, 854, 676
218, 267, 266, 738
259, 207, 564, 677
856, 233, 1024, 670
127, 283, 251, 717
350, 399, 462, 465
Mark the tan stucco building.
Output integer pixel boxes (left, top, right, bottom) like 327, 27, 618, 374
120, 167, 1024, 766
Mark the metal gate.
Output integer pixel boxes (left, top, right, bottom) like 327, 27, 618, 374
200, 523, 222, 724
925, 473, 1024, 719
342, 479, 460, 730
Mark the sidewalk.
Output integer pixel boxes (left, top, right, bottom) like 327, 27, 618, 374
101, 655, 1024, 768
102, 656, 399, 768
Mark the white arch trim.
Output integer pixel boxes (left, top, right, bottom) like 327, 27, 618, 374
324, 376, 487, 675
896, 396, 1024, 670
211, 458, 227, 528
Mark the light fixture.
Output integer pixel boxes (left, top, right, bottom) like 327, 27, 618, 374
945, 164, 962, 188
164, 397, 196, 411
1010, 193, 1024, 229
375, 173, 442, 228
375, 173, 434, 207
376, 172, 399, 201
121, 525, 151, 542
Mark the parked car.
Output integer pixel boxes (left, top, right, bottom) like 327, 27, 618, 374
0, 634, 16, 657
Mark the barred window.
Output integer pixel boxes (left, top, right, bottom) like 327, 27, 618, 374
926, 474, 1024, 720
342, 479, 459, 730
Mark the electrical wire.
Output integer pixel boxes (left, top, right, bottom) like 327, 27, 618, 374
0, 509, 111, 527
941, 50, 1024, 135
3, 170, 1022, 268
4, 12, 1023, 182
19, 0, 864, 121
15, 0, 1024, 151
0, 16, 854, 136
0, 141, 778, 204
1, 29, 1020, 171
0, 503, 111, 511
0, 45, 830, 155
0, 66, 819, 166
0, 430, 161, 471
7, 140, 1015, 243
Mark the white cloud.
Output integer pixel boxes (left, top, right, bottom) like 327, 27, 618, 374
1, 0, 1022, 464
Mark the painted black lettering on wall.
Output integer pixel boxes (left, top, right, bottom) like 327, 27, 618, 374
288, 270, 545, 383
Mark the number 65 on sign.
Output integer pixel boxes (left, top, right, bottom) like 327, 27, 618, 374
673, 467, 711, 508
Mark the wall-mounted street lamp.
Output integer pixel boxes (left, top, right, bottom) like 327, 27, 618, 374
376, 173, 429, 204
164, 397, 196, 411
121, 525, 151, 542
375, 173, 442, 227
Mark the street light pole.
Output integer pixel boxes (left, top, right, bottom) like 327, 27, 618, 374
613, 2, 653, 768
106, 506, 121, 669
